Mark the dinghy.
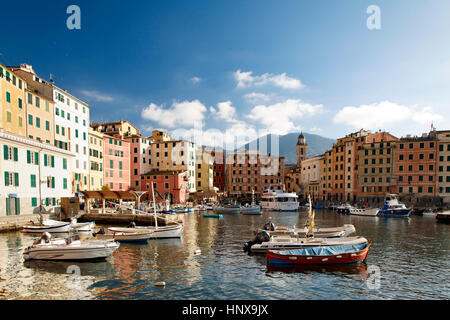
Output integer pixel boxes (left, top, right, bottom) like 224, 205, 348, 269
69, 219, 96, 232
94, 227, 154, 243
23, 232, 119, 261
22, 218, 71, 233
202, 213, 223, 219
267, 240, 372, 266
257, 222, 355, 238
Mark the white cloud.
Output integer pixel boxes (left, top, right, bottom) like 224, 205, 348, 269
247, 99, 324, 135
234, 69, 304, 89
141, 99, 207, 128
333, 101, 445, 132
191, 76, 201, 84
243, 92, 271, 103
80, 90, 114, 102
210, 101, 239, 123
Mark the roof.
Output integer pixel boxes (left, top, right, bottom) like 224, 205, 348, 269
79, 190, 146, 200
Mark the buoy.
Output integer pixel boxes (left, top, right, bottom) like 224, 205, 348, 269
195, 249, 201, 255
154, 281, 165, 287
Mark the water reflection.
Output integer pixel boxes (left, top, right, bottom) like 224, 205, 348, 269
0, 210, 449, 299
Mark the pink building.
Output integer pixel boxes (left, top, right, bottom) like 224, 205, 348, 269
140, 170, 188, 204
125, 135, 152, 190
103, 135, 130, 191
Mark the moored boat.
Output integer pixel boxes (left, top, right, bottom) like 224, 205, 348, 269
109, 224, 183, 239
377, 194, 412, 217
267, 241, 371, 266
260, 187, 299, 211
23, 232, 119, 261
349, 207, 379, 216
247, 235, 368, 254
95, 228, 154, 243
436, 211, 450, 223
336, 203, 353, 214
69, 219, 96, 232
257, 222, 356, 238
22, 219, 71, 234
214, 204, 241, 214
202, 213, 223, 219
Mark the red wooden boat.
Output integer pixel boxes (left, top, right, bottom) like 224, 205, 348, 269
267, 240, 372, 266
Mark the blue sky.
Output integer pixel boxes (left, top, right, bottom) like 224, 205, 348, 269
1, 0, 450, 148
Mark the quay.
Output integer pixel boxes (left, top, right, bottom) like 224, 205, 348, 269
0, 214, 50, 233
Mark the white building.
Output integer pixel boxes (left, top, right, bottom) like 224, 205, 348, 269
0, 130, 74, 216
52, 86, 90, 193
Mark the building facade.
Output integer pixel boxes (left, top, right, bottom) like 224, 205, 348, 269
0, 130, 73, 217
140, 170, 188, 204
88, 128, 104, 190
436, 130, 450, 203
103, 135, 130, 191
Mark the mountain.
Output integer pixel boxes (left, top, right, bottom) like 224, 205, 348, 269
237, 132, 336, 165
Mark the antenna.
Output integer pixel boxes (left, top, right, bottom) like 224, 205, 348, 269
49, 74, 54, 83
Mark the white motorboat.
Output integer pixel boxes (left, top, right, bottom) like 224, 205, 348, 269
246, 235, 368, 254
23, 233, 119, 261
22, 219, 71, 233
69, 219, 96, 232
349, 207, 379, 216
260, 188, 299, 211
336, 203, 353, 214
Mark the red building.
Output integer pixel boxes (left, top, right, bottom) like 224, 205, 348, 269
211, 150, 225, 192
140, 170, 188, 204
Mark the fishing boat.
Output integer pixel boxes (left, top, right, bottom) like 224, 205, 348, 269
257, 223, 356, 238
260, 187, 299, 211
241, 189, 261, 215
247, 235, 368, 254
95, 228, 154, 243
266, 241, 372, 266
202, 213, 223, 219
69, 219, 96, 232
349, 207, 379, 216
22, 218, 71, 233
23, 232, 119, 261
109, 224, 183, 239
214, 204, 241, 214
377, 194, 412, 217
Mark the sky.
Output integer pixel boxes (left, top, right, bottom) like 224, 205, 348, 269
1, 0, 450, 149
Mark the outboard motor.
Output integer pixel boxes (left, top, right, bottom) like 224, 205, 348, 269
93, 226, 107, 237
243, 230, 270, 252
34, 232, 52, 245
263, 221, 275, 231
128, 221, 137, 228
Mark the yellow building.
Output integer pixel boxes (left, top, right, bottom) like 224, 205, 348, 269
301, 155, 323, 201
196, 148, 213, 192
88, 128, 104, 190
0, 64, 26, 137
24, 89, 55, 145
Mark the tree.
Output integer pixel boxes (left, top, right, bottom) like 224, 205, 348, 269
101, 184, 110, 191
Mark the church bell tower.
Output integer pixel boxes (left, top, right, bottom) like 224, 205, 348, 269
296, 133, 307, 167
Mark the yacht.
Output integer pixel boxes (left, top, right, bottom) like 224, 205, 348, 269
260, 188, 299, 211
377, 194, 412, 217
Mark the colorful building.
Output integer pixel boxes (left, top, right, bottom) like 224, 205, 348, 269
140, 170, 188, 204
103, 135, 130, 191
0, 130, 73, 217
211, 149, 225, 192
435, 130, 450, 204
126, 135, 152, 190
0, 64, 27, 137
88, 128, 104, 190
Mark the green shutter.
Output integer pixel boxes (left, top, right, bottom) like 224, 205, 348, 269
27, 150, 31, 163
51, 156, 55, 168
4, 172, 9, 186
51, 177, 55, 188
35, 152, 39, 165
6, 198, 11, 216
15, 198, 20, 215
31, 174, 36, 187
31, 198, 37, 207
14, 173, 19, 186
63, 178, 67, 189
13, 147, 18, 161
4, 145, 8, 160
63, 158, 67, 169
45, 198, 49, 206
44, 154, 47, 166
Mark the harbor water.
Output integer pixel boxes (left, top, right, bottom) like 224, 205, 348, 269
0, 209, 448, 300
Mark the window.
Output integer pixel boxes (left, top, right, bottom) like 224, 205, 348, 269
35, 117, 40, 128
28, 92, 34, 103
6, 91, 10, 103
18, 98, 22, 109
28, 114, 33, 126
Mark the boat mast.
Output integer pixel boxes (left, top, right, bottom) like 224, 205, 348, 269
151, 183, 158, 229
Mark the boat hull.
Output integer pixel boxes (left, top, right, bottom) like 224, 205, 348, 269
241, 206, 261, 215
250, 236, 367, 254
267, 243, 370, 266
202, 214, 223, 219
260, 202, 299, 211
23, 241, 119, 261
70, 222, 95, 232
349, 208, 379, 216
377, 208, 412, 217
22, 223, 71, 233
214, 207, 241, 214
110, 225, 184, 239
